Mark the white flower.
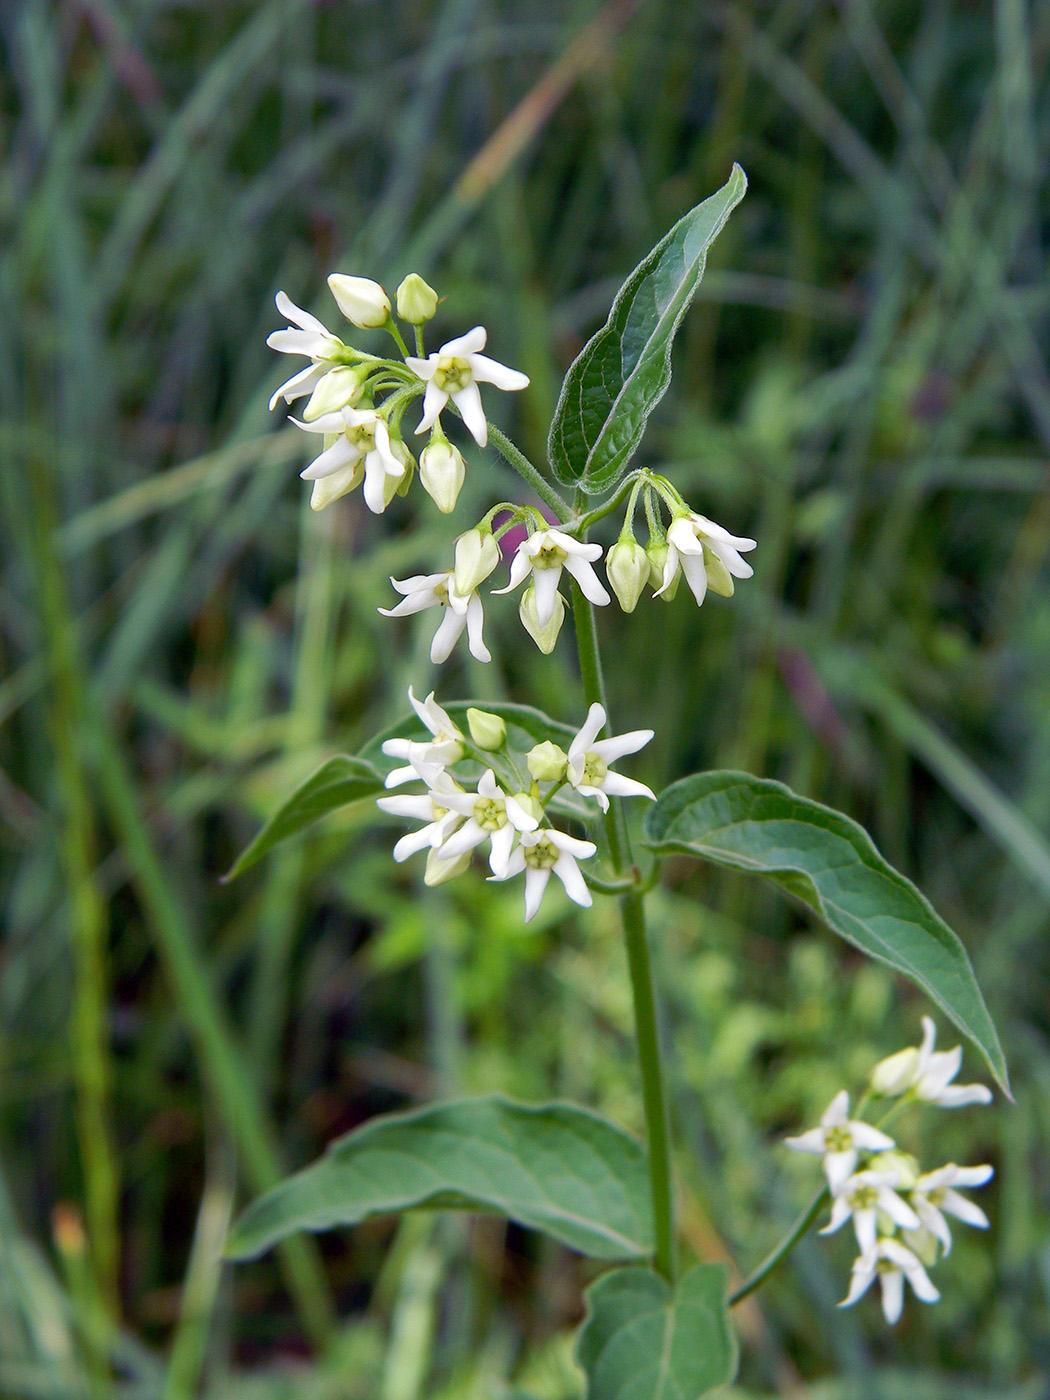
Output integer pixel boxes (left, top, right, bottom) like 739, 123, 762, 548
820, 1169, 921, 1255
379, 572, 490, 665
432, 770, 539, 877
382, 689, 465, 787
785, 1090, 896, 1191
294, 406, 406, 514
376, 771, 466, 862
656, 513, 756, 606
871, 1017, 993, 1107
565, 704, 655, 813
494, 529, 610, 626
267, 291, 354, 413
406, 327, 529, 447
840, 1236, 940, 1324
908, 1163, 993, 1255
492, 828, 598, 923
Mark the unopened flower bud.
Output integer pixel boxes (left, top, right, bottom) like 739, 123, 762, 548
526, 741, 567, 783
647, 542, 679, 600
466, 708, 506, 751
396, 273, 439, 325
453, 528, 499, 595
386, 438, 415, 500
519, 584, 565, 653
902, 1227, 940, 1268
309, 435, 363, 511
302, 366, 366, 421
868, 1150, 920, 1192
871, 1047, 921, 1097
511, 791, 544, 824
420, 438, 466, 513
702, 544, 735, 598
328, 274, 391, 329
606, 538, 650, 613
424, 847, 471, 886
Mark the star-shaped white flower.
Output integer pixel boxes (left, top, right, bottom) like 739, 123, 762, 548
908, 1163, 993, 1256
379, 572, 490, 664
821, 1169, 921, 1255
565, 704, 655, 813
871, 1017, 993, 1107
266, 291, 349, 410
294, 406, 406, 514
492, 828, 597, 923
432, 770, 540, 877
376, 772, 466, 862
839, 1237, 940, 1325
785, 1090, 896, 1190
493, 529, 610, 626
656, 513, 756, 606
382, 689, 465, 788
406, 327, 529, 447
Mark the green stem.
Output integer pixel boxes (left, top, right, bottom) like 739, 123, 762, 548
385, 318, 411, 358
569, 562, 677, 1283
729, 1184, 828, 1305
486, 423, 572, 522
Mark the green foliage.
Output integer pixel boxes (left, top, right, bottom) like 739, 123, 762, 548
227, 1096, 653, 1263
644, 772, 1007, 1092
575, 1263, 738, 1400
548, 165, 747, 493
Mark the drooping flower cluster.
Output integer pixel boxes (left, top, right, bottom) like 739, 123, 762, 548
375, 691, 654, 922
785, 1019, 994, 1325
268, 274, 757, 659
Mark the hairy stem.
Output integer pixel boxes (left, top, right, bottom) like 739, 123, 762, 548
486, 423, 572, 521
569, 553, 677, 1282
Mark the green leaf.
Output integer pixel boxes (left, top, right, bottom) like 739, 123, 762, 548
548, 164, 747, 493
643, 771, 1009, 1094
576, 1263, 738, 1400
224, 755, 384, 880
226, 1096, 653, 1262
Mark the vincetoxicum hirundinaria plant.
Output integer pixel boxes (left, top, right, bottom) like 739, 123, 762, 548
224, 165, 1007, 1395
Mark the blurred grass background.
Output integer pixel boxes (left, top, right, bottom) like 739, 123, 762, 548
2, 0, 1049, 1394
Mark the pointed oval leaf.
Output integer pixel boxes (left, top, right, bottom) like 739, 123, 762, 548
643, 771, 1008, 1094
225, 755, 384, 880
548, 165, 747, 493
576, 1263, 738, 1400
226, 1096, 653, 1262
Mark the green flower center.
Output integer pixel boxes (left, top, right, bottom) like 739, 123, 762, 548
582, 753, 608, 786
532, 541, 567, 570
523, 834, 559, 870
434, 355, 472, 392
347, 423, 376, 451
825, 1126, 853, 1153
925, 1187, 946, 1206
474, 796, 507, 832
849, 1184, 879, 1211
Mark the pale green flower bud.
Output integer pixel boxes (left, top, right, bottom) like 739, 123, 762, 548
309, 434, 362, 511
511, 791, 544, 824
902, 1227, 940, 1268
327, 274, 391, 329
419, 439, 466, 513
466, 708, 506, 751
867, 1150, 920, 1191
646, 542, 679, 600
424, 847, 471, 886
606, 538, 650, 613
301, 366, 366, 421
703, 543, 735, 598
519, 583, 565, 653
453, 528, 500, 595
388, 438, 415, 500
396, 273, 439, 325
870, 1046, 921, 1097
526, 740, 567, 783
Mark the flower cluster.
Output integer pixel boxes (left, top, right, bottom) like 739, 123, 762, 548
269, 275, 757, 658
786, 1019, 994, 1325
375, 691, 654, 922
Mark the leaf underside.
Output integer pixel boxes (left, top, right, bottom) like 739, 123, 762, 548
576, 1263, 738, 1400
548, 164, 747, 493
644, 771, 1008, 1094
226, 1095, 654, 1262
